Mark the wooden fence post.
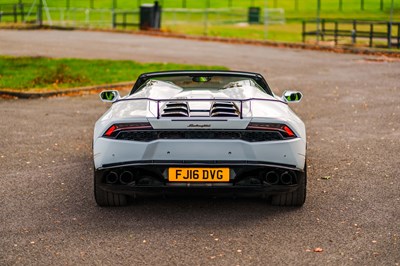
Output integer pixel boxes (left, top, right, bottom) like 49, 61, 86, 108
302, 20, 306, 42
334, 21, 338, 45
112, 11, 116, 28
369, 23, 373, 47
21, 3, 25, 22
13, 4, 17, 23
123, 12, 126, 29
387, 22, 392, 48
398, 24, 400, 49
38, 0, 43, 26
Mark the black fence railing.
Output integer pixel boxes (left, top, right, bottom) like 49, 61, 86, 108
0, 3, 32, 23
302, 19, 400, 49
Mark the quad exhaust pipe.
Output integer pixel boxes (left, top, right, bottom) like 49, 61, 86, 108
105, 171, 135, 184
280, 171, 293, 185
105, 171, 119, 184
120, 171, 134, 184
265, 171, 280, 185
265, 170, 297, 185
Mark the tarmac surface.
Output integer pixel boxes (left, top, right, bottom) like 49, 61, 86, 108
0, 30, 399, 265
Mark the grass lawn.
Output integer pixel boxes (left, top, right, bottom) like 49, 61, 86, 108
0, 0, 398, 45
0, 56, 227, 91
164, 23, 303, 42
2, 0, 398, 11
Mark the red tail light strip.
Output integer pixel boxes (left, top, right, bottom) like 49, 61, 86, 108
246, 123, 297, 138
104, 125, 117, 137
103, 123, 153, 138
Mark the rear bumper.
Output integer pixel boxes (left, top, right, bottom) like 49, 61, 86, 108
94, 161, 305, 197
93, 138, 306, 170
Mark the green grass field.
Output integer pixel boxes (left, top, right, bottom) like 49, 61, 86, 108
0, 56, 227, 91
0, 0, 398, 45
1, 0, 398, 11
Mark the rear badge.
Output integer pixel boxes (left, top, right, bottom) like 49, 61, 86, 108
187, 124, 211, 128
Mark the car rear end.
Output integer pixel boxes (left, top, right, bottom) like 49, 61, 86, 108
93, 99, 306, 205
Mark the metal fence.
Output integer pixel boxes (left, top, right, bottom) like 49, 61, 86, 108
47, 7, 114, 27
6, 5, 284, 32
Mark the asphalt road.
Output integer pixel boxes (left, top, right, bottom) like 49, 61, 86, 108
0, 30, 399, 265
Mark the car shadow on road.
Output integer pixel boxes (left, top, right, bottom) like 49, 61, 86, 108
79, 195, 306, 231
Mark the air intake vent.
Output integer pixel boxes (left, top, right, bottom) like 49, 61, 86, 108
210, 102, 239, 117
161, 102, 189, 117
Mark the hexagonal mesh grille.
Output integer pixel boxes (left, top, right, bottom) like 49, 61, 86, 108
115, 130, 283, 142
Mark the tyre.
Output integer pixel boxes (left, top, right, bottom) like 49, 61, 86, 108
271, 166, 307, 207
94, 173, 128, 207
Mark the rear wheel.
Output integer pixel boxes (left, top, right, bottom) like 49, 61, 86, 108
271, 166, 307, 207
94, 173, 128, 207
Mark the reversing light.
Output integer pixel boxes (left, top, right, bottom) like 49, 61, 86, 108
103, 123, 153, 138
247, 123, 297, 138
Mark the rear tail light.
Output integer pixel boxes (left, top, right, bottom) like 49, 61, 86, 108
103, 122, 153, 138
246, 123, 297, 139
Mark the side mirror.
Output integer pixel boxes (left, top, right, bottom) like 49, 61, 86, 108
282, 91, 303, 103
100, 90, 120, 103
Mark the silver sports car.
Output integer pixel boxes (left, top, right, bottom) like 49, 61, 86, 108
93, 70, 306, 207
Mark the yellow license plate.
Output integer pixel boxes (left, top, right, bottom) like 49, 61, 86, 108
168, 168, 230, 182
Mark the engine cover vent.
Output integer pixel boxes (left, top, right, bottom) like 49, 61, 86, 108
161, 102, 189, 117
210, 102, 239, 117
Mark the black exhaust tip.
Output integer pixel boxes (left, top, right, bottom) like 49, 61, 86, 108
120, 171, 134, 184
105, 171, 119, 184
280, 171, 294, 185
265, 171, 279, 185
